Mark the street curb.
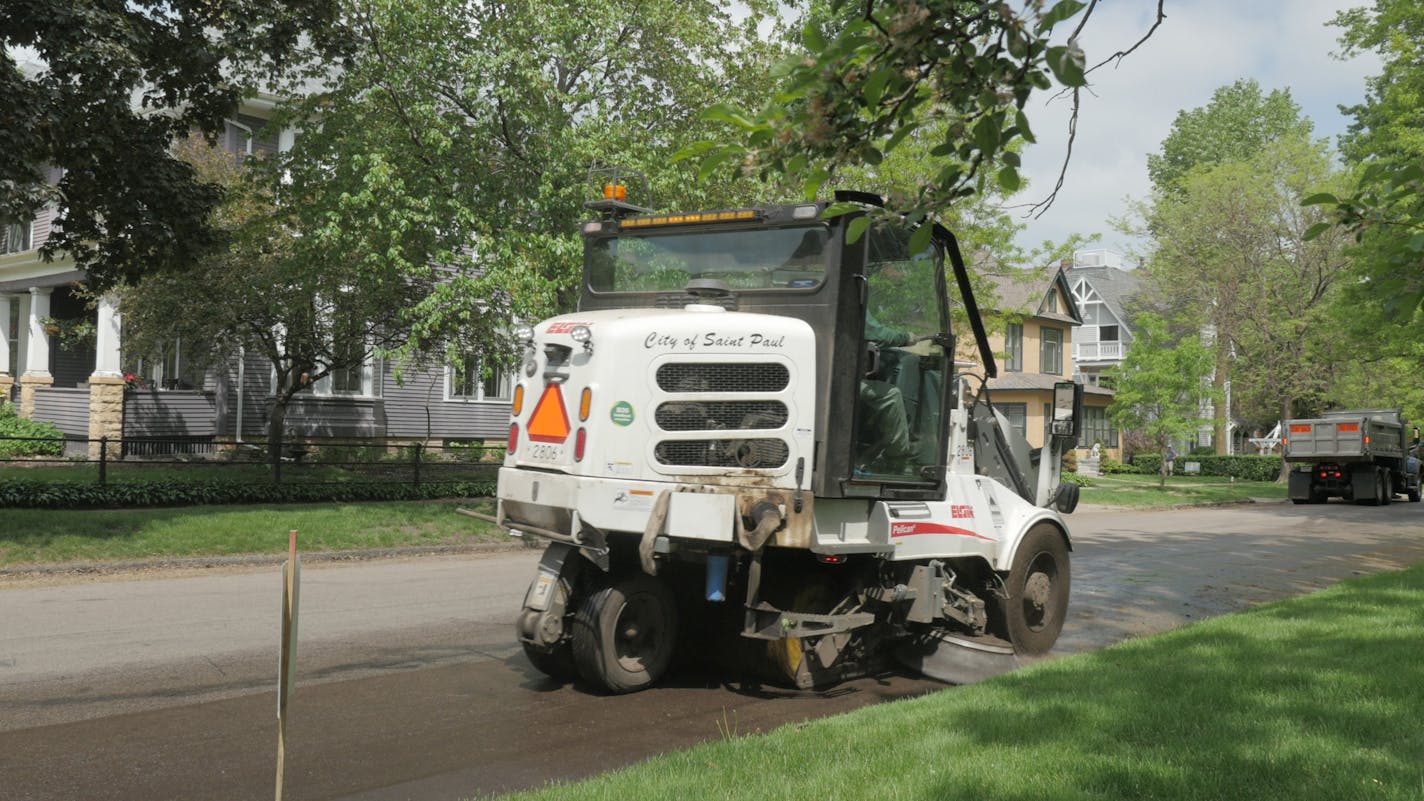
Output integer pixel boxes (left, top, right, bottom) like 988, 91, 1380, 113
1076, 497, 1288, 513
0, 538, 538, 580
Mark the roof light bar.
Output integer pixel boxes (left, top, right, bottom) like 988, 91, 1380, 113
618, 209, 760, 229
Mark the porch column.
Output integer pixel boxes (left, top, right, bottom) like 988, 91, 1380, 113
0, 295, 13, 401
93, 294, 122, 378
88, 293, 124, 458
19, 287, 53, 418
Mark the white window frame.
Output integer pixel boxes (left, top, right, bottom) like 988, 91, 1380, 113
2, 220, 32, 254
445, 356, 512, 403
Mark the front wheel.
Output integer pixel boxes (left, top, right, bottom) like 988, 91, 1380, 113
571, 574, 678, 694
1001, 524, 1070, 655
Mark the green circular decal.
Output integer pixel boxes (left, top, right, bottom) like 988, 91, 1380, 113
610, 401, 635, 427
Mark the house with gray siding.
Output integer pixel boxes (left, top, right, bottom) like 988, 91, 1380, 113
1064, 249, 1141, 390
0, 97, 512, 456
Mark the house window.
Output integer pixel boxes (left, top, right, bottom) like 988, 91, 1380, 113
2, 220, 31, 254
1077, 406, 1119, 449
325, 313, 372, 396
1100, 324, 1119, 342
448, 355, 511, 402
1040, 327, 1063, 375
998, 403, 1027, 439
329, 338, 365, 394
136, 339, 205, 390
1005, 323, 1023, 372
1044, 292, 1058, 314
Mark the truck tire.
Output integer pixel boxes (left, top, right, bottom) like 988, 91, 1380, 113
1410, 482, 1421, 503
1002, 524, 1070, 656
571, 574, 678, 694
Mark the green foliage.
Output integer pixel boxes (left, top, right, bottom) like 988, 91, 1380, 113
1146, 80, 1313, 194
1131, 454, 1282, 482
121, 1, 789, 463
1060, 471, 1093, 488
1142, 121, 1351, 429
0, 404, 63, 457
0, 0, 350, 290
1108, 314, 1216, 485
683, 0, 1095, 228
0, 478, 495, 510
1309, 2, 1424, 325
1097, 457, 1141, 475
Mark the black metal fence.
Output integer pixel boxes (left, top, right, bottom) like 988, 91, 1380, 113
0, 434, 505, 487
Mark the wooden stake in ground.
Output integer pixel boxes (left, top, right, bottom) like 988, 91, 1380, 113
275, 530, 301, 801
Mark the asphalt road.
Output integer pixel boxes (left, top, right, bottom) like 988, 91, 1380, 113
4, 501, 1424, 800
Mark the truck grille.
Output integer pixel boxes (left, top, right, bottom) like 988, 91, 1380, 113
655, 439, 789, 468
656, 362, 789, 393
655, 400, 788, 431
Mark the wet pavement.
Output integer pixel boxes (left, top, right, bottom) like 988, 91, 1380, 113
3, 501, 1423, 800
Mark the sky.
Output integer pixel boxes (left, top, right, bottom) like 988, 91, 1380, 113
1010, 0, 1383, 263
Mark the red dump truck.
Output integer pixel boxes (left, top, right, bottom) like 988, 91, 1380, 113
1283, 409, 1420, 505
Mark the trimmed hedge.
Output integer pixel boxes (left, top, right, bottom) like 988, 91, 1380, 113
1098, 457, 1143, 475
1131, 453, 1282, 482
0, 478, 498, 509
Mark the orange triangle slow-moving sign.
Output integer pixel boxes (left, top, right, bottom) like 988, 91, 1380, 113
527, 385, 571, 443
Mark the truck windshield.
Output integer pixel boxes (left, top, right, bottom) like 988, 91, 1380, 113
587, 224, 830, 293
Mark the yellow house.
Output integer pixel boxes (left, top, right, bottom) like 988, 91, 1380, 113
974, 267, 1120, 462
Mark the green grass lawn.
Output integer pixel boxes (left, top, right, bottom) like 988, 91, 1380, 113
1080, 472, 1286, 507
0, 499, 506, 566
491, 563, 1424, 801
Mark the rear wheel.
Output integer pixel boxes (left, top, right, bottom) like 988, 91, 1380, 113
1001, 524, 1070, 656
571, 574, 678, 694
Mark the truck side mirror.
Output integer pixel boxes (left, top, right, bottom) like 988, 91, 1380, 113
1051, 381, 1083, 439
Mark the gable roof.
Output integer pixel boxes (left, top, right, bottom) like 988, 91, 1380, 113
1066, 264, 1141, 328
980, 266, 1082, 326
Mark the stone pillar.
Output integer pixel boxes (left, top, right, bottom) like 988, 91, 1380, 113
87, 375, 125, 459
0, 295, 13, 402
19, 287, 53, 418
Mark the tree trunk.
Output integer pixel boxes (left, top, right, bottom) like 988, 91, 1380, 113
268, 393, 290, 480
1159, 436, 1169, 490
1214, 353, 1229, 455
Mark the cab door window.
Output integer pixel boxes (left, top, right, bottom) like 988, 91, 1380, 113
852, 224, 950, 481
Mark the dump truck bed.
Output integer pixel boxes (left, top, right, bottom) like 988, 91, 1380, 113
1284, 412, 1405, 463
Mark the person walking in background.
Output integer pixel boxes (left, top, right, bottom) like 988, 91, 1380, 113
1165, 444, 1178, 476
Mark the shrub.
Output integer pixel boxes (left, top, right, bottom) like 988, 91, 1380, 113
1061, 471, 1094, 487
0, 478, 498, 509
0, 403, 64, 458
1098, 457, 1142, 474
1130, 453, 1281, 481
1061, 449, 1077, 472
